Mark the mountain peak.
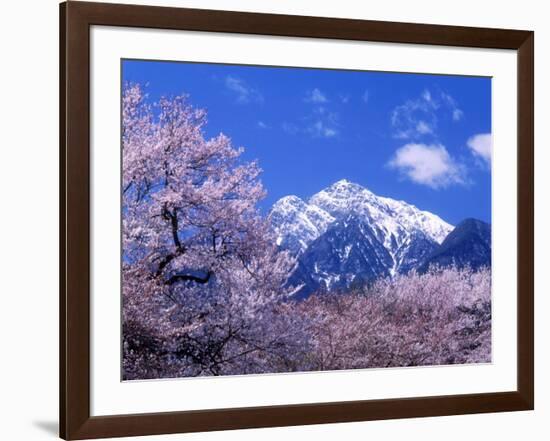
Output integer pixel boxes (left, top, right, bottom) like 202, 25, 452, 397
325, 179, 369, 194
271, 195, 305, 210
456, 218, 490, 229
308, 180, 373, 216
332, 178, 356, 187
418, 218, 491, 273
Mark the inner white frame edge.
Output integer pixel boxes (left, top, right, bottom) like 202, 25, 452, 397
90, 26, 517, 416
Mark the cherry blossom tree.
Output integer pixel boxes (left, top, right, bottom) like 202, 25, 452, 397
296, 266, 491, 371
121, 84, 301, 379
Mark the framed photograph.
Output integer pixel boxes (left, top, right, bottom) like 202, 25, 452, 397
60, 1, 534, 439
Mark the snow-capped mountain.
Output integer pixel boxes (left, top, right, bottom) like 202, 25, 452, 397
271, 180, 452, 262
308, 180, 452, 247
269, 195, 335, 255
270, 179, 456, 298
287, 214, 394, 297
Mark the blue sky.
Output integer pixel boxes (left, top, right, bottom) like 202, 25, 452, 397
122, 59, 492, 225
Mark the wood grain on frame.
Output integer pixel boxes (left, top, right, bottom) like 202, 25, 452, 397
60, 1, 534, 439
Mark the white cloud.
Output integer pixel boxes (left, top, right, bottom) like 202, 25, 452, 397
285, 90, 339, 138
422, 89, 433, 103
452, 108, 464, 121
257, 121, 269, 129
467, 133, 492, 164
441, 92, 464, 121
283, 104, 339, 139
225, 76, 263, 104
416, 120, 433, 135
391, 89, 464, 139
391, 94, 438, 139
339, 94, 350, 104
307, 120, 338, 138
305, 88, 328, 103
314, 106, 326, 115
388, 143, 465, 189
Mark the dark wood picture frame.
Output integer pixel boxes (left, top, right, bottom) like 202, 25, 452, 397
60, 1, 534, 439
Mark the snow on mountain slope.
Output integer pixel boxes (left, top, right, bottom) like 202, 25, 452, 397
287, 213, 394, 298
271, 179, 453, 276
308, 179, 452, 247
269, 195, 335, 255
